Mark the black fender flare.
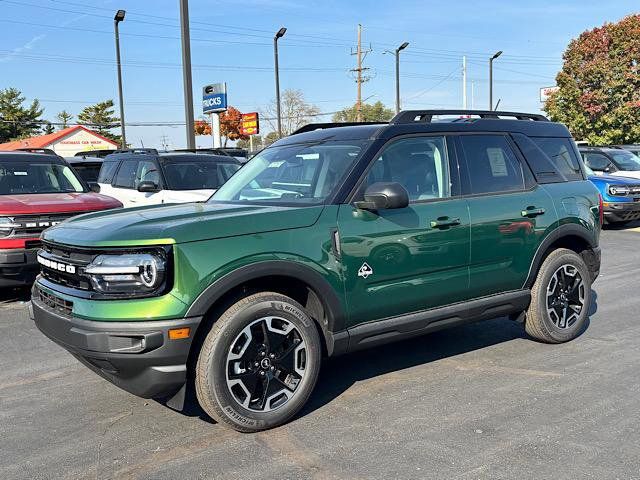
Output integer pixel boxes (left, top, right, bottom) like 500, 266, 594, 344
523, 223, 597, 288
185, 260, 347, 340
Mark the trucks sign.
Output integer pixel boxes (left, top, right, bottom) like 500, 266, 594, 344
202, 83, 227, 114
240, 112, 259, 135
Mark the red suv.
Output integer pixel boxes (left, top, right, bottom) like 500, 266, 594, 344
0, 152, 122, 287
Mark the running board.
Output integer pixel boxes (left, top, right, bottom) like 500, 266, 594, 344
344, 290, 531, 353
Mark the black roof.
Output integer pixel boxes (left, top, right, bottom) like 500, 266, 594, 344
103, 150, 242, 164
273, 109, 570, 147
0, 151, 66, 163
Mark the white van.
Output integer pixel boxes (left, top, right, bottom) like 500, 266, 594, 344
97, 151, 242, 208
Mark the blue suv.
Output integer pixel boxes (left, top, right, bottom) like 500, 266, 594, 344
584, 164, 640, 225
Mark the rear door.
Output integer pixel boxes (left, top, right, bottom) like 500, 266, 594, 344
337, 135, 471, 327
97, 159, 120, 198
455, 134, 557, 298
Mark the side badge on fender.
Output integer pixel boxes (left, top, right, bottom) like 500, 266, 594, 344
358, 262, 373, 279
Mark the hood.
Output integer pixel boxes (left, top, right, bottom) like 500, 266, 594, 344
162, 189, 215, 204
607, 171, 640, 180
0, 192, 122, 216
42, 201, 325, 247
589, 174, 640, 185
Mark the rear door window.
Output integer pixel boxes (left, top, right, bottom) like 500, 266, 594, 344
531, 137, 583, 181
458, 135, 526, 195
98, 160, 119, 184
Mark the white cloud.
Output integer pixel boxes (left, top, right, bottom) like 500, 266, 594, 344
0, 34, 46, 63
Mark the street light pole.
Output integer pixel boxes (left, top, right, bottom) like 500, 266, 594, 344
113, 10, 126, 149
395, 42, 409, 114
489, 50, 502, 111
179, 0, 195, 149
274, 27, 286, 138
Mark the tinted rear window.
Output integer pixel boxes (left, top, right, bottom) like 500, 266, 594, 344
459, 135, 526, 194
531, 137, 583, 181
98, 160, 119, 183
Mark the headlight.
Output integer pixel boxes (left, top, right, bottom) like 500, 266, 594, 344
0, 217, 20, 237
84, 253, 166, 295
609, 185, 630, 196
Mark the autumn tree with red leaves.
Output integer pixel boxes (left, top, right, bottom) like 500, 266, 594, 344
219, 107, 248, 146
544, 14, 640, 144
194, 119, 211, 136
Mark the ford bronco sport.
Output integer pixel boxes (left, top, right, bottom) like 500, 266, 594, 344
0, 152, 121, 287
31, 110, 602, 432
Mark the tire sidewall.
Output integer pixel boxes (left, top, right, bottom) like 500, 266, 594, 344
201, 296, 321, 431
533, 250, 592, 342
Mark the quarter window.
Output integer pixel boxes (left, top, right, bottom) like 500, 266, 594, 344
362, 136, 451, 202
459, 135, 525, 194
532, 137, 583, 180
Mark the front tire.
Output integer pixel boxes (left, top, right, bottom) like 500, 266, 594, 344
195, 292, 321, 432
525, 248, 592, 343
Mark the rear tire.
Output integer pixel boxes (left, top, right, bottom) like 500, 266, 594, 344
195, 292, 322, 432
525, 248, 592, 343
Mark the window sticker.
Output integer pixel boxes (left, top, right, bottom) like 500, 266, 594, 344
14, 171, 28, 176
487, 148, 508, 177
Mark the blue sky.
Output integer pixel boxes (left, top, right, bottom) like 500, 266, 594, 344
1, 0, 638, 148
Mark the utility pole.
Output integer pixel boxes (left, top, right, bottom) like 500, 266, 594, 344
350, 24, 371, 122
471, 81, 475, 109
179, 0, 195, 149
462, 56, 467, 109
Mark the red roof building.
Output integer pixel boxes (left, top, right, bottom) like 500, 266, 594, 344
0, 126, 119, 156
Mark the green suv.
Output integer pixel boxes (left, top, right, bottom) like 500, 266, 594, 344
31, 110, 602, 432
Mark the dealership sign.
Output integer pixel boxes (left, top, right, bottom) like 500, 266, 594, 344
540, 86, 559, 102
202, 83, 227, 114
240, 112, 259, 135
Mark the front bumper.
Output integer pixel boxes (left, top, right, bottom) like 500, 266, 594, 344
603, 201, 640, 223
30, 293, 202, 399
0, 247, 40, 287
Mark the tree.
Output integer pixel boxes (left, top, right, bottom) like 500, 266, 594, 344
262, 131, 280, 147
219, 106, 249, 146
262, 89, 320, 137
194, 118, 211, 136
43, 121, 55, 134
77, 100, 121, 143
332, 101, 394, 123
56, 110, 73, 129
544, 14, 640, 144
0, 87, 44, 142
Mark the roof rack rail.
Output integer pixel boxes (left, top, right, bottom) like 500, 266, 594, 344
292, 121, 386, 135
114, 148, 158, 155
390, 110, 548, 124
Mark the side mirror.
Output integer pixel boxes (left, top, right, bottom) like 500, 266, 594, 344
88, 182, 100, 193
138, 181, 160, 193
604, 166, 611, 173
354, 182, 409, 211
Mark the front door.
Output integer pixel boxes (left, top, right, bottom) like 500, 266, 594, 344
337, 135, 471, 327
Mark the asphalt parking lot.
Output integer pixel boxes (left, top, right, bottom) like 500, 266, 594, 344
2, 226, 640, 480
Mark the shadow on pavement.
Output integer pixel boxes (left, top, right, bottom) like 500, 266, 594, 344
0, 286, 31, 304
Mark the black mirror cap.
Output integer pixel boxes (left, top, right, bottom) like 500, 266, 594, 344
138, 181, 160, 192
354, 182, 409, 210
88, 182, 100, 193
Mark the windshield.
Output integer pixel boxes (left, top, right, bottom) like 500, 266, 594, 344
583, 164, 596, 176
210, 140, 368, 205
0, 162, 85, 195
162, 159, 240, 190
611, 151, 640, 171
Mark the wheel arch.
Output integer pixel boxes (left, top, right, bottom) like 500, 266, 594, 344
524, 223, 598, 288
185, 261, 347, 362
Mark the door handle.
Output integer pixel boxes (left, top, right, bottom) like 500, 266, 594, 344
521, 206, 545, 217
430, 217, 461, 229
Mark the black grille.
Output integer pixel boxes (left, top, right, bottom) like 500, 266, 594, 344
39, 242, 93, 291
9, 213, 77, 236
36, 286, 73, 316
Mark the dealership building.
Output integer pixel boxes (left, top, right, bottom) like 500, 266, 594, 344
0, 126, 119, 156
